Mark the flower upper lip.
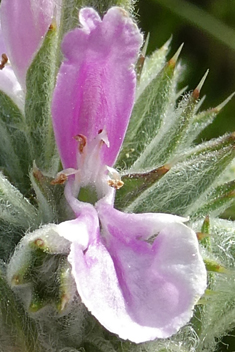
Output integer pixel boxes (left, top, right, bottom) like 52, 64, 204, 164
52, 6, 143, 171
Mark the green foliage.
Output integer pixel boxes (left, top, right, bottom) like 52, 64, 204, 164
115, 44, 235, 226
0, 173, 38, 261
0, 172, 37, 228
1, 2, 235, 352
29, 166, 68, 224
0, 91, 30, 192
25, 24, 59, 173
59, 0, 83, 37
123, 141, 235, 216
0, 262, 43, 352
189, 218, 235, 352
118, 41, 177, 170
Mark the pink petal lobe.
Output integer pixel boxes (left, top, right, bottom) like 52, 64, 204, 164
69, 202, 206, 343
0, 0, 59, 88
79, 7, 101, 31
52, 7, 143, 169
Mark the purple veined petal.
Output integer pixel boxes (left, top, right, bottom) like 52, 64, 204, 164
69, 202, 207, 343
52, 7, 143, 170
0, 0, 60, 88
98, 199, 190, 240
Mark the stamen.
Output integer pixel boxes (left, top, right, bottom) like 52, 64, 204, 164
107, 166, 124, 189
0, 53, 8, 70
97, 128, 110, 147
51, 168, 80, 185
107, 179, 124, 190
51, 173, 68, 185
74, 134, 87, 153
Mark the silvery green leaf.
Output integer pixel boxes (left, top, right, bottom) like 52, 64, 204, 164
177, 133, 235, 162
25, 24, 59, 173
130, 72, 208, 172
29, 166, 66, 224
117, 46, 182, 170
0, 262, 42, 352
0, 172, 37, 228
136, 36, 172, 97
83, 335, 117, 352
58, 0, 82, 39
190, 218, 235, 352
185, 92, 235, 146
0, 172, 37, 260
193, 179, 235, 219
0, 91, 30, 191
115, 165, 170, 209
125, 134, 235, 215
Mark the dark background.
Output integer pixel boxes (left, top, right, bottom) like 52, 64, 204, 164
137, 0, 235, 140
137, 1, 235, 351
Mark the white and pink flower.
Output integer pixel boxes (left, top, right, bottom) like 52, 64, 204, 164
52, 7, 207, 343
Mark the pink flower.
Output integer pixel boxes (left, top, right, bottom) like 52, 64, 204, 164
0, 0, 60, 88
52, 7, 207, 343
0, 0, 60, 110
0, 23, 23, 110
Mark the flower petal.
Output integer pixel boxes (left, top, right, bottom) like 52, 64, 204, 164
57, 202, 99, 249
0, 24, 24, 109
69, 202, 207, 343
0, 0, 60, 87
0, 66, 24, 111
52, 7, 143, 169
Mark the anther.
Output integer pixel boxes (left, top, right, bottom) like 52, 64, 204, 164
0, 53, 8, 70
74, 134, 87, 153
107, 166, 124, 189
107, 179, 124, 190
51, 173, 68, 185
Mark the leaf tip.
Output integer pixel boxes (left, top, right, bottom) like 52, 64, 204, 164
168, 43, 184, 68
192, 69, 209, 99
197, 232, 211, 241
142, 32, 150, 56
213, 92, 235, 113
160, 35, 172, 52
